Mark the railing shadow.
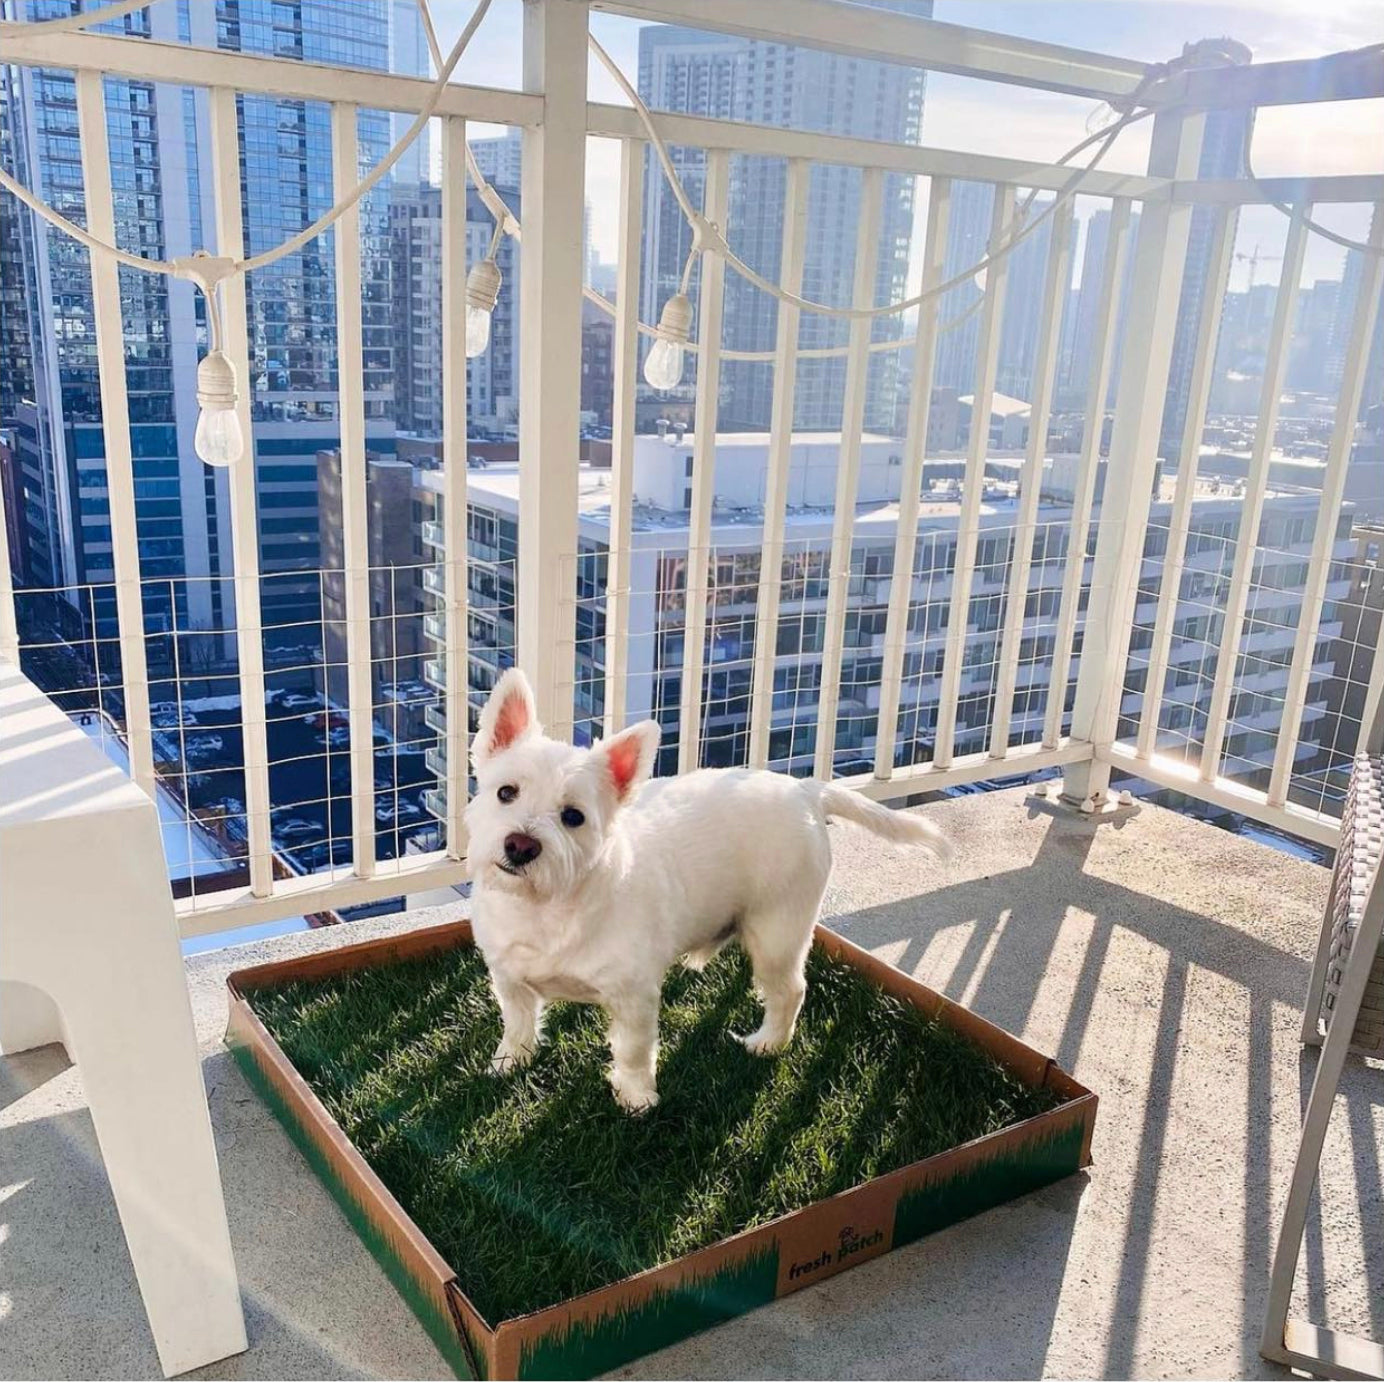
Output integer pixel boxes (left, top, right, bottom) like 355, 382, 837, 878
818, 794, 1382, 1379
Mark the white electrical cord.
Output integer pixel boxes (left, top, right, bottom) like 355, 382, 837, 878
0, 0, 493, 463
4, 1, 1378, 381
0, 0, 495, 280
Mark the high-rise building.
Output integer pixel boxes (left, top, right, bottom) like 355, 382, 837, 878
469, 127, 523, 190
933, 180, 994, 399
1, 0, 422, 656
1056, 205, 1141, 413
636, 8, 930, 433
390, 184, 522, 439
4, 0, 223, 649
408, 438, 1354, 798
1160, 40, 1254, 459
1328, 243, 1384, 409
993, 196, 1065, 404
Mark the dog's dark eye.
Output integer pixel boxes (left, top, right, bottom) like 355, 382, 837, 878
560, 806, 585, 829
497, 784, 518, 804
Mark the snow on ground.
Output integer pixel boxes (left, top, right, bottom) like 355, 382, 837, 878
73, 713, 229, 880
70, 712, 310, 953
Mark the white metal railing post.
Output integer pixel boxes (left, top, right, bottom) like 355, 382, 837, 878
75, 69, 156, 796
747, 157, 810, 769
1061, 105, 1210, 808
603, 136, 646, 737
874, 178, 950, 779
330, 102, 377, 879
1199, 202, 1310, 784
1135, 204, 1236, 761
1268, 201, 1384, 805
208, 86, 275, 898
440, 115, 471, 856
935, 183, 1015, 769
990, 195, 1074, 757
814, 166, 885, 780
1044, 195, 1133, 751
677, 147, 729, 772
518, 0, 588, 737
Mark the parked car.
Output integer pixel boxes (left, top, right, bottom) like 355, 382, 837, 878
272, 816, 324, 842
277, 691, 321, 712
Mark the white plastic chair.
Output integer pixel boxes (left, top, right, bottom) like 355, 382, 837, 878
0, 661, 247, 1377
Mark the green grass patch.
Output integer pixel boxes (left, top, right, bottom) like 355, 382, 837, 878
246, 942, 1062, 1325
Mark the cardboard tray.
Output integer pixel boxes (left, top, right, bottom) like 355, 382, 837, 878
226, 920, 1096, 1380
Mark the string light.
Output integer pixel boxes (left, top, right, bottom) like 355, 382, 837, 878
0, 0, 496, 468
465, 224, 504, 359
7, 0, 1373, 455
644, 293, 692, 390
194, 350, 243, 467
170, 254, 245, 468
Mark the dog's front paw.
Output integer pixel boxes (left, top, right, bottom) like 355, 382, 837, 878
736, 1026, 789, 1057
609, 1068, 659, 1113
490, 1040, 536, 1075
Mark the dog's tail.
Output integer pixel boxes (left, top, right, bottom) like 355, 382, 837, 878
816, 784, 951, 859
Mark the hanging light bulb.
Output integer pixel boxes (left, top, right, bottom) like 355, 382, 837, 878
194, 349, 244, 468
466, 257, 502, 358
644, 292, 692, 390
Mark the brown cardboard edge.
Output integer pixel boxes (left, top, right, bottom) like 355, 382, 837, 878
482, 1074, 1097, 1376
225, 989, 479, 1345
228, 913, 1096, 1376
227, 916, 476, 998
813, 923, 1093, 1096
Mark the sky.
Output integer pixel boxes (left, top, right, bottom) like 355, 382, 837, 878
426, 0, 1381, 291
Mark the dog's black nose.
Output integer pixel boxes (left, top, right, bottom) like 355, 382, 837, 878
503, 832, 542, 867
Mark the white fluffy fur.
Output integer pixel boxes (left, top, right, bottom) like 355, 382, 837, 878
465, 668, 949, 1111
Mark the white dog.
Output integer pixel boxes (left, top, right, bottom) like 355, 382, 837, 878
464, 668, 949, 1111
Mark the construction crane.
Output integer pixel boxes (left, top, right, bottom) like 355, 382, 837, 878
1234, 242, 1283, 290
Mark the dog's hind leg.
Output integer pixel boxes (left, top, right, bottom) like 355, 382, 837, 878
736, 903, 818, 1056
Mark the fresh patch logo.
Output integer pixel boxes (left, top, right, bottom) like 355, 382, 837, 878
787, 1225, 886, 1281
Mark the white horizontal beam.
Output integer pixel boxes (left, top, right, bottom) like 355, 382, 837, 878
588, 0, 1151, 101
1171, 44, 1384, 109
1175, 175, 1384, 207
1107, 744, 1339, 849
176, 855, 472, 937
0, 21, 1177, 200
852, 738, 1095, 804
0, 22, 540, 124
587, 102, 1167, 201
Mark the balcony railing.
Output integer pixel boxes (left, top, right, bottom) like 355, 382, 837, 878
0, 0, 1380, 943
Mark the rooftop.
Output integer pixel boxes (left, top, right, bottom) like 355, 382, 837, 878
4, 787, 1379, 1379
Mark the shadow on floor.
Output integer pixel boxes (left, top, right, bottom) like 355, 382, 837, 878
824, 797, 1381, 1379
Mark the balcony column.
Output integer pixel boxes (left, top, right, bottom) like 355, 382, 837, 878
1061, 101, 1210, 808
518, 0, 589, 737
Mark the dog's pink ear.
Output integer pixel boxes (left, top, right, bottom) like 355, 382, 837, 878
473, 667, 539, 766
594, 720, 661, 803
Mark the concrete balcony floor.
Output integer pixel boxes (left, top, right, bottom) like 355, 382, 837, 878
2, 785, 1381, 1380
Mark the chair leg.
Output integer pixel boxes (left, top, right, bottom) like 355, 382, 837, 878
56, 962, 248, 1377
1299, 882, 1338, 1047
1263, 869, 1384, 1369
0, 978, 63, 1056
